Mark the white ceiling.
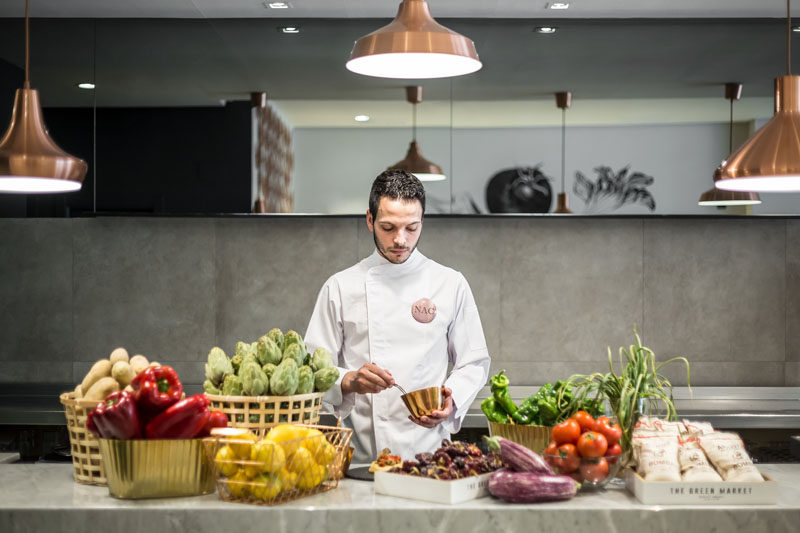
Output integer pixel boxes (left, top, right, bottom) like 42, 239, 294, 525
0, 0, 792, 19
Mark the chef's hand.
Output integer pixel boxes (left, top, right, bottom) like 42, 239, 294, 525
341, 363, 395, 394
410, 387, 454, 429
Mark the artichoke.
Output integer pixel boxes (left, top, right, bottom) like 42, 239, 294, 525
267, 328, 284, 350
314, 367, 339, 393
282, 343, 305, 367
202, 379, 221, 395
296, 365, 314, 394
240, 361, 269, 396
262, 362, 278, 381
231, 353, 244, 374
221, 374, 244, 396
310, 347, 334, 372
205, 346, 233, 386
270, 358, 299, 396
235, 341, 250, 357
282, 330, 305, 354
257, 335, 283, 366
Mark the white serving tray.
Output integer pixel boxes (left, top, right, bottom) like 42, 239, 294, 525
625, 468, 778, 505
374, 471, 492, 504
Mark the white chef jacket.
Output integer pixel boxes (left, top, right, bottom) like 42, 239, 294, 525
304, 248, 491, 464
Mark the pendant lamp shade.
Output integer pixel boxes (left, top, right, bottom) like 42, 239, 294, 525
388, 141, 446, 181
346, 0, 481, 79
0, 87, 86, 193
387, 86, 445, 182
0, 0, 86, 194
699, 82, 761, 206
716, 75, 800, 192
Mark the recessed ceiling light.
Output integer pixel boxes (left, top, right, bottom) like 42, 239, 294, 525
547, 2, 569, 9
535, 27, 558, 34
77, 82, 95, 89
279, 26, 300, 34
266, 2, 290, 8
354, 115, 370, 122
793, 25, 800, 32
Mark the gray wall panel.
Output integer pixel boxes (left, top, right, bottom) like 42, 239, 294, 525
214, 218, 359, 354
501, 218, 644, 364
643, 219, 786, 365
1, 216, 797, 387
71, 218, 216, 370
0, 219, 73, 364
788, 220, 800, 363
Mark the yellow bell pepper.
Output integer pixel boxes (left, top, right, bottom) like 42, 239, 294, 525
214, 444, 239, 477
250, 473, 282, 501
295, 463, 326, 490
226, 469, 251, 499
278, 467, 298, 491
266, 424, 312, 457
249, 438, 286, 475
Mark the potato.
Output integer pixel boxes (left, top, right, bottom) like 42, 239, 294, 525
124, 384, 134, 393
83, 376, 120, 402
80, 359, 112, 394
74, 383, 83, 399
109, 347, 129, 365
111, 361, 135, 387
129, 355, 150, 376
149, 361, 161, 367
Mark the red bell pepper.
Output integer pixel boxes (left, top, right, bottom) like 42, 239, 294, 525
196, 410, 229, 438
86, 390, 142, 440
131, 365, 183, 414
145, 394, 211, 439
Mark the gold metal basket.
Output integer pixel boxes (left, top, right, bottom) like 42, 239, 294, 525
60, 391, 106, 486
487, 420, 552, 453
98, 438, 215, 499
205, 391, 325, 431
203, 424, 353, 506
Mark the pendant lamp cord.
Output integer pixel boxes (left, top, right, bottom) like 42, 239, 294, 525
561, 107, 566, 194
24, 0, 30, 88
788, 0, 792, 75
412, 101, 417, 142
729, 97, 733, 154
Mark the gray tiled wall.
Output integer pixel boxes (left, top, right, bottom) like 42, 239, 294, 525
1, 216, 797, 387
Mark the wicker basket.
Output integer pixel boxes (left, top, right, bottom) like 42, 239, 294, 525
205, 392, 325, 431
487, 420, 553, 453
203, 424, 353, 506
59, 391, 106, 485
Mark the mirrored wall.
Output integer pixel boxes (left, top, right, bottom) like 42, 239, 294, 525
1, 15, 798, 215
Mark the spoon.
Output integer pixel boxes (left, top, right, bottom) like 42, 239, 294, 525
392, 383, 409, 395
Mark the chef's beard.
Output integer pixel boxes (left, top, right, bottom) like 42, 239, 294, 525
373, 231, 419, 264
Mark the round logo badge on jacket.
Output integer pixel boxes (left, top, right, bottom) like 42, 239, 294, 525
412, 298, 436, 323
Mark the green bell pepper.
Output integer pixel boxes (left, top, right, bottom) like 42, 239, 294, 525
490, 370, 517, 416
481, 396, 509, 424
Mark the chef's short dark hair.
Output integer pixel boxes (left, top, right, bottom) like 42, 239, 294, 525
368, 170, 426, 220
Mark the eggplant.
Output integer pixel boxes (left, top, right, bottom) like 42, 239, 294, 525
488, 469, 579, 503
484, 436, 553, 474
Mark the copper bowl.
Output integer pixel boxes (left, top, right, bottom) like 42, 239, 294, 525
400, 386, 442, 418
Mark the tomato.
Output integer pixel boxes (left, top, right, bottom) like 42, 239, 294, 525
555, 443, 580, 473
552, 419, 581, 445
580, 457, 609, 483
544, 441, 558, 456
594, 417, 622, 446
571, 410, 595, 433
606, 442, 622, 462
577, 431, 608, 458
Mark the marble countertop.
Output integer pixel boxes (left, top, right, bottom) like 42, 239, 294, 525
2, 462, 799, 533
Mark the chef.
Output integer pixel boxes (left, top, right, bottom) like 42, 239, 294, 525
304, 170, 491, 464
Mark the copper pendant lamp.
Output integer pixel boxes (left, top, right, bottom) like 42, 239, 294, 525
346, 0, 482, 79
699, 83, 761, 206
0, 0, 87, 193
553, 91, 572, 214
716, 0, 800, 193
387, 86, 445, 182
